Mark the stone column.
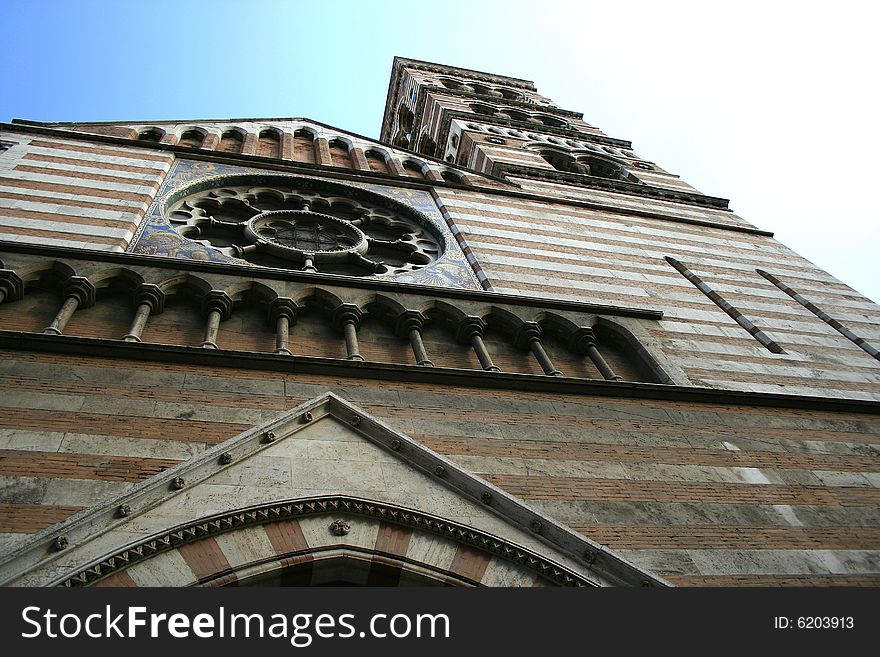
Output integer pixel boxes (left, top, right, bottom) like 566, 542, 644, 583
42, 277, 95, 336
515, 322, 562, 376
424, 168, 444, 182
569, 327, 622, 381
123, 284, 165, 342
332, 304, 364, 361
0, 270, 23, 306
199, 291, 233, 349
457, 317, 500, 372
269, 298, 298, 355
396, 310, 433, 366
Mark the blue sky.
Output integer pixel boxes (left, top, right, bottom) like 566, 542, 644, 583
3, 0, 878, 303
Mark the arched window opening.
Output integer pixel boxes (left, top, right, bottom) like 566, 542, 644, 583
470, 103, 496, 116
329, 139, 353, 168
178, 129, 205, 149
539, 115, 567, 128
541, 150, 575, 172
402, 160, 426, 179
137, 128, 163, 142
576, 155, 628, 180
439, 78, 464, 91
441, 170, 465, 185
257, 130, 281, 158
217, 130, 244, 154
364, 150, 389, 173
504, 109, 530, 123
393, 104, 415, 148
293, 129, 316, 163
417, 134, 437, 158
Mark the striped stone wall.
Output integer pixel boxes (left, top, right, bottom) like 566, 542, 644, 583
1, 350, 877, 585
437, 186, 880, 400
0, 133, 172, 251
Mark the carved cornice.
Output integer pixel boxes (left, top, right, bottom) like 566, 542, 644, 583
57, 496, 595, 588
493, 163, 731, 210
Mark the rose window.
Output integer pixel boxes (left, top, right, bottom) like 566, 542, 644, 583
166, 177, 443, 276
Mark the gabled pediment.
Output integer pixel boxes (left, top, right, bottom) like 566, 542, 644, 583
0, 393, 667, 587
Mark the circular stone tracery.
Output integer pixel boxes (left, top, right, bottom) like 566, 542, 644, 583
165, 177, 443, 276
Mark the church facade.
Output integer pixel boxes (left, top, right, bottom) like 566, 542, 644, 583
0, 57, 877, 586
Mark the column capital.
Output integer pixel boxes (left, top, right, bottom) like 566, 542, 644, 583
568, 327, 597, 354
513, 321, 543, 349
64, 276, 96, 308
394, 310, 427, 338
135, 283, 165, 314
455, 316, 486, 343
0, 270, 24, 302
268, 297, 298, 323
202, 290, 233, 319
331, 303, 363, 333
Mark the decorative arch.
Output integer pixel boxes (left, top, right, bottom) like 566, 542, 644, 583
364, 149, 390, 174
293, 128, 316, 163
402, 159, 427, 179
137, 127, 165, 142
218, 129, 245, 154
257, 129, 282, 159
595, 318, 674, 384
59, 497, 592, 588
328, 138, 353, 168
178, 127, 207, 149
